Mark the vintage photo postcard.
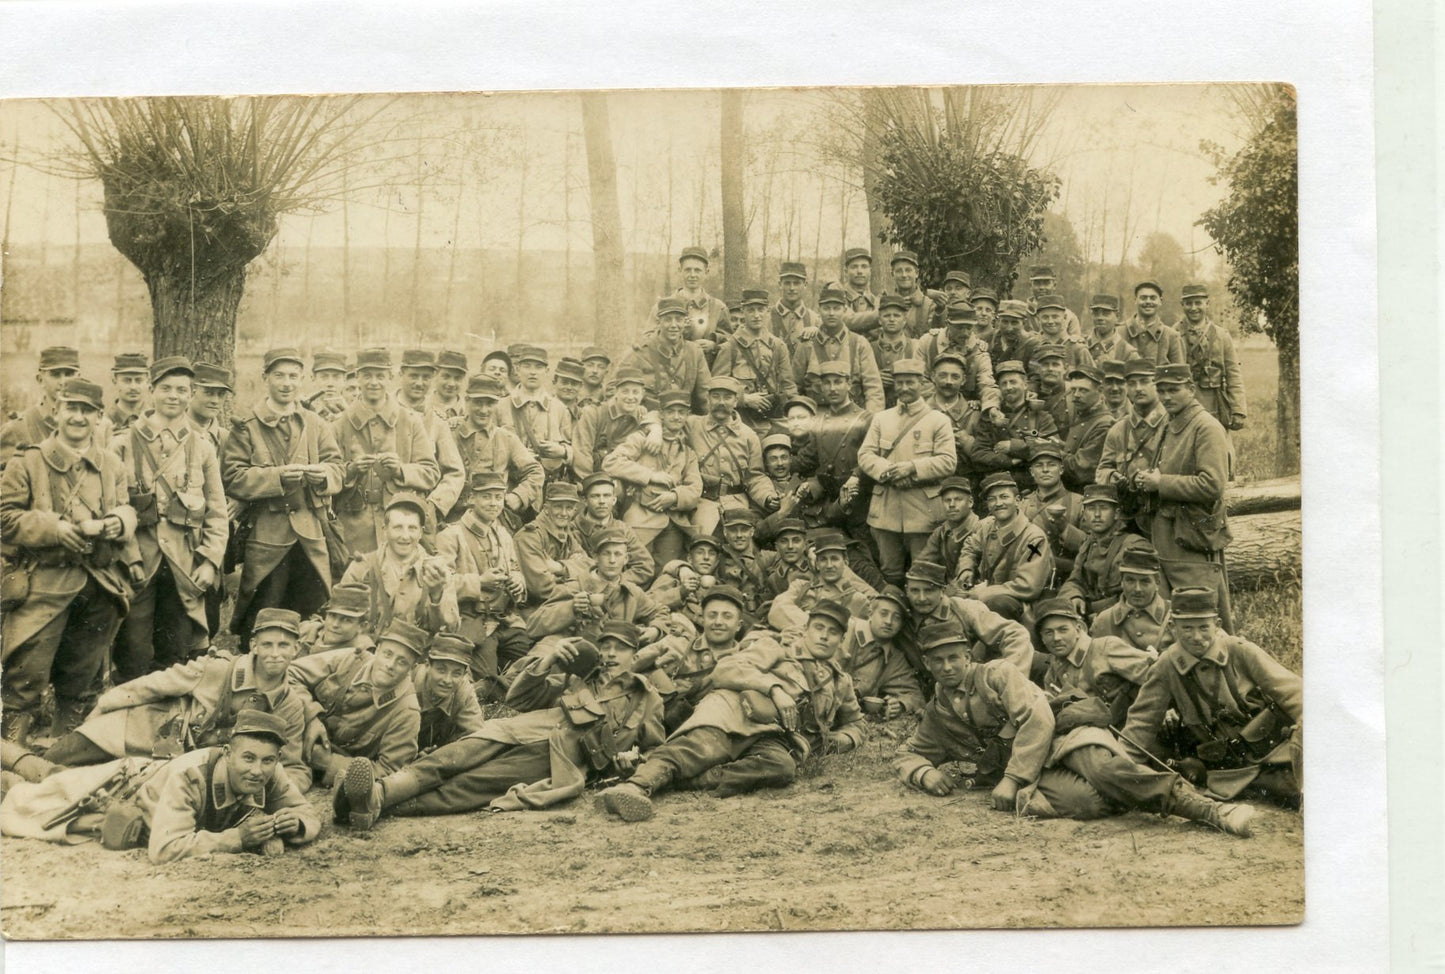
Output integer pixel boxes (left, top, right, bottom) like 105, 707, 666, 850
0, 83, 1303, 939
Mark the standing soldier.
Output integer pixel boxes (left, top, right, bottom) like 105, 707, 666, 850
1060, 364, 1114, 491
793, 288, 886, 413
573, 473, 655, 588
429, 349, 469, 423
987, 301, 1041, 375
823, 247, 879, 331
552, 358, 588, 423
869, 293, 919, 406
856, 360, 957, 586
394, 347, 467, 531
305, 350, 350, 421
1025, 266, 1083, 337
793, 361, 874, 545
686, 377, 770, 536
969, 287, 1000, 348
223, 347, 345, 650
1, 378, 139, 744
619, 297, 712, 414
1034, 295, 1096, 372
646, 246, 731, 354
967, 360, 1057, 487
1096, 357, 1169, 519
571, 367, 650, 481
918, 303, 1002, 412
925, 353, 983, 477
498, 344, 575, 483
109, 357, 229, 682
107, 352, 150, 432
1177, 283, 1247, 463
186, 363, 233, 457
1033, 345, 1072, 434
603, 390, 702, 565
771, 261, 821, 348
1100, 359, 1130, 419
1124, 281, 1186, 366
1122, 364, 1235, 629
1085, 295, 1137, 365
711, 288, 797, 433
578, 346, 612, 409
1, 346, 82, 464
883, 251, 941, 340
329, 347, 441, 556
448, 375, 544, 531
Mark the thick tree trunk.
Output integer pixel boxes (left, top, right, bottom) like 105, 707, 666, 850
147, 268, 246, 378
1226, 476, 1301, 516
1225, 509, 1302, 590
581, 92, 627, 351
720, 89, 748, 300
860, 90, 893, 293
1276, 342, 1301, 473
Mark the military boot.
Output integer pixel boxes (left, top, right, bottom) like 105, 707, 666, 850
49, 697, 91, 739
340, 757, 383, 831
1, 709, 38, 748
595, 781, 654, 822
1163, 778, 1255, 838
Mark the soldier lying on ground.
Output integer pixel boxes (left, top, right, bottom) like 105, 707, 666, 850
839, 585, 926, 719
595, 599, 864, 821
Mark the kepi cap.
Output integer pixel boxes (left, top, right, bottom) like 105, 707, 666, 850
252, 607, 302, 637
231, 709, 291, 747
111, 352, 149, 374
39, 346, 81, 371
429, 633, 475, 668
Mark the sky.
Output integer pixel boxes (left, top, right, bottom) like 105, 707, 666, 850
0, 84, 1253, 275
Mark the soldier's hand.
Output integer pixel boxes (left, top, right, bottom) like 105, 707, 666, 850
883, 697, 906, 719
1069, 597, 1088, 618
98, 515, 124, 540
279, 466, 305, 489
1228, 415, 1246, 431
571, 591, 594, 617
825, 731, 856, 754
303, 721, 330, 756
1132, 468, 1162, 492
505, 493, 524, 513
769, 686, 798, 731
644, 426, 664, 453
227, 497, 246, 521
798, 325, 820, 342
192, 562, 218, 592
990, 777, 1020, 811
743, 393, 770, 413
420, 560, 447, 595
957, 570, 975, 589
127, 563, 147, 586
764, 494, 781, 512
986, 407, 1006, 426
548, 639, 581, 668
536, 441, 565, 460
613, 749, 638, 776
637, 626, 661, 646
304, 466, 330, 487
649, 471, 677, 489
238, 814, 277, 848
921, 769, 955, 796
678, 568, 700, 594
377, 454, 403, 480
76, 517, 106, 538
271, 807, 303, 837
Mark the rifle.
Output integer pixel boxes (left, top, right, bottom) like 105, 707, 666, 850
42, 759, 159, 832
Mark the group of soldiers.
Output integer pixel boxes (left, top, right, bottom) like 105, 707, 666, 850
0, 245, 1296, 864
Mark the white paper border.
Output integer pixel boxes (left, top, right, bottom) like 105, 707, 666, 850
0, 1, 1386, 971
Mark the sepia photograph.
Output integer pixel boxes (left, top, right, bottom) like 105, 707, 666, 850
0, 82, 1304, 939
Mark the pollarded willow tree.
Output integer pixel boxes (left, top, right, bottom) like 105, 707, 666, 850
868, 87, 1062, 294
57, 95, 388, 375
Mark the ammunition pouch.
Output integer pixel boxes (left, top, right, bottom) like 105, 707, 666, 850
1115, 480, 1157, 521
701, 483, 746, 502
1, 558, 32, 610
333, 487, 368, 516
164, 491, 207, 531
131, 490, 160, 529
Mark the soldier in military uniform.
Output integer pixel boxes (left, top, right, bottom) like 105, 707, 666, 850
578, 346, 612, 408
954, 472, 1054, 623
411, 633, 487, 753
839, 586, 926, 718
1095, 357, 1168, 530
572, 472, 655, 588
856, 359, 957, 586
646, 246, 731, 354
1056, 484, 1151, 622
597, 600, 864, 819
823, 247, 879, 332
792, 361, 875, 544
109, 357, 229, 681
429, 349, 470, 423
686, 377, 770, 536
899, 560, 1034, 682
448, 375, 544, 530
296, 582, 374, 658
1060, 364, 1114, 491
968, 287, 999, 348
917, 303, 1002, 412
987, 301, 1040, 375
1, 379, 140, 744
716, 508, 764, 612
925, 353, 987, 479
286, 618, 426, 786
1, 346, 82, 465
1090, 545, 1172, 652
1025, 266, 1082, 338
329, 347, 441, 555
710, 288, 797, 432
393, 347, 466, 531
337, 626, 665, 824
768, 529, 877, 630
304, 350, 350, 422
966, 360, 1057, 489
870, 293, 920, 406
1123, 364, 1235, 630
1177, 283, 1247, 470
1019, 439, 1086, 579
1032, 344, 1073, 435
479, 349, 514, 390
1099, 358, 1129, 418
434, 471, 528, 702
1123, 281, 1186, 366
757, 518, 813, 598
571, 366, 649, 481
107, 352, 150, 432
752, 431, 803, 537
602, 390, 702, 564
44, 607, 311, 794
551, 357, 588, 423
619, 297, 712, 413
918, 476, 980, 579
771, 261, 821, 349
513, 482, 593, 610
1120, 587, 1301, 807
1034, 295, 1096, 376
336, 496, 459, 638
792, 288, 886, 413
842, 250, 936, 340
1085, 294, 1137, 365
186, 362, 233, 457
524, 526, 666, 648
497, 344, 575, 483
222, 347, 345, 650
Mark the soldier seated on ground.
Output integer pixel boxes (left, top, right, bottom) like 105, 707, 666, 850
1019, 438, 1086, 579
286, 619, 426, 788
716, 508, 764, 611
632, 586, 749, 732
1119, 588, 1302, 808
953, 472, 1054, 624
596, 599, 864, 821
41, 607, 311, 793
839, 586, 926, 720
1056, 484, 1149, 623
1090, 545, 1173, 652
757, 517, 813, 600
297, 582, 374, 657
894, 622, 1253, 837
649, 534, 723, 627
336, 496, 459, 638
523, 526, 666, 645
412, 634, 487, 753
768, 529, 877, 630
1032, 598, 1156, 731
335, 625, 665, 827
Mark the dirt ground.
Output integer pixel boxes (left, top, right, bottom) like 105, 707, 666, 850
0, 719, 1303, 940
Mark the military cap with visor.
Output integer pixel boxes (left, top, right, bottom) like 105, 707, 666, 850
773, 518, 807, 537
890, 358, 927, 378
997, 300, 1031, 320
193, 362, 234, 391
904, 560, 949, 587
149, 355, 194, 385
1180, 283, 1209, 299
1124, 357, 1157, 379
979, 471, 1020, 495
553, 357, 587, 383
918, 621, 971, 652
58, 377, 105, 412
1170, 587, 1219, 619
872, 584, 910, 611
1089, 294, 1122, 312
1067, 364, 1104, 383
721, 508, 757, 528
843, 247, 872, 264
932, 352, 969, 373
469, 470, 508, 492
1034, 293, 1068, 312
1133, 280, 1164, 296
1028, 439, 1066, 463
231, 709, 291, 747
1100, 359, 1128, 381
678, 246, 709, 265
1032, 597, 1082, 639
323, 583, 371, 617
252, 607, 302, 637
1034, 344, 1066, 362
658, 390, 692, 410
429, 633, 475, 668
761, 432, 793, 452
39, 347, 81, 371
939, 475, 973, 496
1154, 364, 1193, 385
377, 619, 429, 658
313, 350, 349, 374
401, 348, 438, 370
1029, 265, 1056, 280
878, 293, 909, 312
818, 288, 849, 306
580, 472, 616, 495
384, 494, 429, 522
741, 289, 770, 307
437, 349, 469, 374
111, 352, 149, 374
543, 482, 581, 503
513, 345, 549, 366
810, 529, 850, 554
656, 297, 689, 317
466, 375, 507, 400
1118, 545, 1162, 575
613, 366, 647, 387
263, 347, 305, 372
994, 359, 1028, 379
890, 250, 920, 267
356, 347, 393, 370
778, 261, 807, 279
943, 270, 972, 288
1080, 483, 1120, 506
783, 394, 818, 413
481, 349, 513, 370
807, 599, 851, 632
708, 376, 744, 395
581, 345, 612, 364
687, 534, 722, 553
968, 287, 999, 307
598, 621, 642, 651
701, 585, 749, 611
593, 525, 632, 549
945, 303, 978, 325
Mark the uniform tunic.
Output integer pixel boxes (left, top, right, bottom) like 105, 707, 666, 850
792, 326, 886, 413
1090, 594, 1171, 652
1180, 318, 1247, 428
1061, 399, 1115, 490
967, 398, 1058, 476
870, 332, 920, 405
956, 514, 1054, 604
497, 390, 575, 481
857, 399, 957, 534
523, 572, 666, 640
771, 300, 821, 350
918, 514, 981, 579
839, 618, 926, 714
0, 402, 58, 464
1057, 527, 1151, 616
685, 414, 770, 507
513, 514, 592, 608
286, 647, 421, 775
710, 331, 797, 430
916, 333, 1001, 410
1086, 329, 1137, 366
618, 337, 712, 414
572, 511, 656, 589
648, 290, 731, 345
602, 428, 703, 535
411, 662, 487, 751
1122, 316, 1186, 366
396, 392, 466, 524
768, 572, 878, 631
330, 400, 440, 553
336, 547, 459, 637
449, 418, 544, 518
571, 400, 648, 480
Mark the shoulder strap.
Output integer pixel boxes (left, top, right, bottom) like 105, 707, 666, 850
879, 406, 931, 458
733, 338, 777, 397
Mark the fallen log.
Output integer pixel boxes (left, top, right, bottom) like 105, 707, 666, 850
1226, 476, 1301, 517
1225, 509, 1302, 590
